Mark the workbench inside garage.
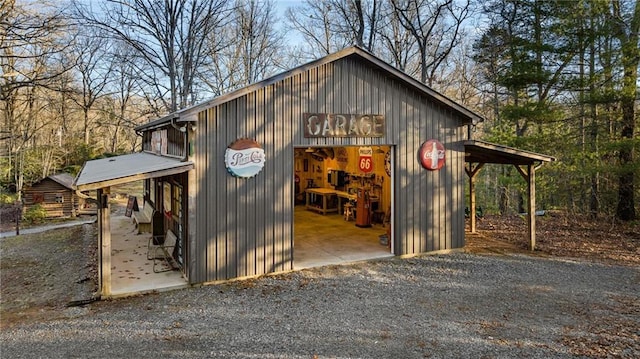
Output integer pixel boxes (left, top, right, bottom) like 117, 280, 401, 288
305, 188, 355, 215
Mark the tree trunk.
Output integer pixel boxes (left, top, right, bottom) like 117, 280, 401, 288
613, 0, 638, 221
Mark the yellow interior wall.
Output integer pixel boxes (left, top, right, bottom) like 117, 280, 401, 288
294, 146, 391, 216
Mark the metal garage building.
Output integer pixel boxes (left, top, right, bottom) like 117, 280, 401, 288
75, 46, 553, 297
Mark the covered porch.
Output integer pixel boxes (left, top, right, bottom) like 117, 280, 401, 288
73, 152, 194, 298
464, 140, 556, 250
109, 214, 187, 297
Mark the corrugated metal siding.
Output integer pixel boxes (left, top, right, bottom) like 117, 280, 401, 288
193, 56, 467, 282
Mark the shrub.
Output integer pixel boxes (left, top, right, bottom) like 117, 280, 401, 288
0, 191, 17, 205
23, 203, 47, 224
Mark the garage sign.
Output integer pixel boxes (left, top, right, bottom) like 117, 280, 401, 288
419, 139, 445, 171
358, 146, 373, 173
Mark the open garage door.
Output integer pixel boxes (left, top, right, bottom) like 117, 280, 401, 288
293, 146, 394, 269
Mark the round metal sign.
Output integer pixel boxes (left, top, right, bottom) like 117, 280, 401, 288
225, 138, 266, 178
419, 139, 445, 171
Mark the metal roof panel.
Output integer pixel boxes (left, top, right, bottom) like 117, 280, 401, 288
73, 152, 193, 191
464, 140, 556, 165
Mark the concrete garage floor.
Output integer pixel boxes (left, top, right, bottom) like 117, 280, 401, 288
109, 207, 392, 296
294, 205, 393, 269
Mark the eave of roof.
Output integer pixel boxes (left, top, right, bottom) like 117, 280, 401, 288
73, 152, 193, 191
464, 140, 556, 165
135, 46, 485, 132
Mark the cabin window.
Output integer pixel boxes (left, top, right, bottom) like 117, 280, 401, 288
55, 194, 64, 203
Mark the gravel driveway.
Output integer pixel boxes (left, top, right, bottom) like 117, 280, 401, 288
1, 253, 639, 358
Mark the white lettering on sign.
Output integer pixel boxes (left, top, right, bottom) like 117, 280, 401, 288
304, 113, 384, 138
419, 139, 445, 171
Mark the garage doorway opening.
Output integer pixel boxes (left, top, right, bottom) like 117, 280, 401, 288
293, 146, 394, 269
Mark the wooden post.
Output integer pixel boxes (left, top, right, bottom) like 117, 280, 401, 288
98, 187, 111, 296
515, 164, 536, 251
465, 163, 484, 234
469, 170, 476, 233
15, 211, 20, 236
528, 164, 536, 251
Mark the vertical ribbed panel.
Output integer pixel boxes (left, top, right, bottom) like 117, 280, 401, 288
192, 56, 468, 282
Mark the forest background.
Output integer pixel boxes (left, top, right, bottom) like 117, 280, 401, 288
1, 0, 638, 221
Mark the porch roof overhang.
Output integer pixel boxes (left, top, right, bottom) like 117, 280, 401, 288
73, 152, 194, 191
464, 140, 556, 165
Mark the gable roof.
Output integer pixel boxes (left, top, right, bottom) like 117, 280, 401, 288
136, 46, 485, 132
26, 173, 75, 191
48, 173, 75, 189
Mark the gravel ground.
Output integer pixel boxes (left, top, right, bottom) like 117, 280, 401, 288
1, 253, 638, 358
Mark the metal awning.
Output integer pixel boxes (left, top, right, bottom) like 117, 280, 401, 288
464, 140, 556, 165
73, 152, 194, 191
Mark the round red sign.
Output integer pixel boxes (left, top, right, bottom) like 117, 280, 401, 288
419, 139, 445, 170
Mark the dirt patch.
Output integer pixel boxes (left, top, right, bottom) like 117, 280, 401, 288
0, 184, 139, 329
0, 223, 98, 329
467, 212, 640, 267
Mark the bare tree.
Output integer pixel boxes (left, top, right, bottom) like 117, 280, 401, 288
68, 31, 114, 144
327, 0, 382, 52
203, 0, 283, 94
285, 0, 382, 61
99, 43, 151, 153
73, 0, 231, 113
376, 0, 418, 73
391, 0, 472, 86
285, 0, 350, 58
1, 0, 72, 196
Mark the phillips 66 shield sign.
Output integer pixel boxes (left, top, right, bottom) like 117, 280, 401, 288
358, 146, 374, 173
419, 139, 445, 171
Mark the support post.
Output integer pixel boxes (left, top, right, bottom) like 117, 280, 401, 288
515, 164, 536, 251
527, 164, 536, 251
465, 163, 484, 234
97, 187, 111, 296
470, 172, 477, 233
